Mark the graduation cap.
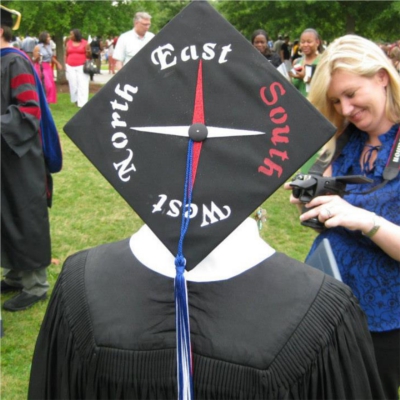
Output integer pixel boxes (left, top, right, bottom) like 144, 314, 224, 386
0, 5, 21, 30
64, 1, 335, 398
64, 1, 335, 271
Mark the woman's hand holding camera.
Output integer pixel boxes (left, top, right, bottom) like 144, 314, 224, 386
283, 179, 376, 232
284, 182, 400, 261
299, 195, 375, 232
283, 181, 303, 214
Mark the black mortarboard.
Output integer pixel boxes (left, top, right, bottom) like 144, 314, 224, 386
64, 1, 335, 269
0, 5, 21, 30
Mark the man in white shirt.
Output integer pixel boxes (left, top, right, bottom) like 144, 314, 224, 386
113, 11, 155, 70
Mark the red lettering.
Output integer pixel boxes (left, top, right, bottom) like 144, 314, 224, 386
271, 125, 290, 146
258, 81, 291, 179
260, 82, 286, 106
269, 149, 289, 161
270, 106, 287, 124
258, 158, 283, 178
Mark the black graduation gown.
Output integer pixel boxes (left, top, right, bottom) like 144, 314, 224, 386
1, 52, 51, 271
28, 237, 384, 399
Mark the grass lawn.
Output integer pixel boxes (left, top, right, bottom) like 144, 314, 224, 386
1, 87, 317, 399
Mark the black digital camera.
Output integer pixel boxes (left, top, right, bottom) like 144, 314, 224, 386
290, 173, 373, 229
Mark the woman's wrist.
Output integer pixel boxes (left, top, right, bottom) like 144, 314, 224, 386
362, 212, 381, 238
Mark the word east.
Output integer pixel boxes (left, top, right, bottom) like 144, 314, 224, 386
153, 194, 231, 227
258, 81, 291, 178
151, 43, 232, 70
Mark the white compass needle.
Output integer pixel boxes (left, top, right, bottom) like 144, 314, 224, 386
130, 125, 266, 138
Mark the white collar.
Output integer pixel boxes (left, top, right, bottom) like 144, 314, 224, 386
133, 29, 148, 40
129, 218, 275, 282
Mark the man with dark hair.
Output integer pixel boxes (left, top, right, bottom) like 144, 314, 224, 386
280, 35, 291, 72
89, 35, 103, 74
1, 5, 52, 311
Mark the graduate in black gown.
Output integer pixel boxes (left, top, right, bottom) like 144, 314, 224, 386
1, 6, 52, 312
29, 2, 384, 399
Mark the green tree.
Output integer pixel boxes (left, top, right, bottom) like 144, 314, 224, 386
217, 0, 399, 43
2, 0, 188, 82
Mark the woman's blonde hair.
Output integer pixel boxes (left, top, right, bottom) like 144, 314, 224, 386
308, 35, 400, 162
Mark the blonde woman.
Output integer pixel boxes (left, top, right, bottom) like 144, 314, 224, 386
287, 35, 400, 399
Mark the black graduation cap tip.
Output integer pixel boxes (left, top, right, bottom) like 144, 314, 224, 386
0, 5, 21, 30
64, 0, 335, 269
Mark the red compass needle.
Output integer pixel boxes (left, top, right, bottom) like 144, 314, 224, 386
191, 60, 205, 186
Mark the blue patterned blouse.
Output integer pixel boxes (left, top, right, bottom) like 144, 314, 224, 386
306, 124, 400, 332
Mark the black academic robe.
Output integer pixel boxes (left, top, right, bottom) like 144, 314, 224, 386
29, 236, 384, 399
1, 52, 51, 271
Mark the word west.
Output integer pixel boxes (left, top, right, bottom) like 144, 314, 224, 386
258, 82, 290, 178
152, 194, 231, 227
110, 83, 139, 182
151, 43, 232, 70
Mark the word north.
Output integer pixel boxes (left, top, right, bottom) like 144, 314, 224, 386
152, 194, 231, 227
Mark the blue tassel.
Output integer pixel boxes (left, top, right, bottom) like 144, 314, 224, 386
174, 140, 194, 400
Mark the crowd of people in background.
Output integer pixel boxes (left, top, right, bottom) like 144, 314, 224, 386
8, 26, 400, 109
6, 11, 155, 108
10, 29, 400, 73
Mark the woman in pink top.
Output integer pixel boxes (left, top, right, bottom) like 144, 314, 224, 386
65, 29, 91, 108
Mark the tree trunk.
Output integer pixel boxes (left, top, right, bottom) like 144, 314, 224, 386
346, 13, 356, 34
55, 36, 67, 84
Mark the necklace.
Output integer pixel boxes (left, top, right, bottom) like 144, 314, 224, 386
361, 144, 381, 173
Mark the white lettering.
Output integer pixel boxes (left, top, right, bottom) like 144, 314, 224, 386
202, 43, 216, 60
110, 100, 129, 111
113, 149, 136, 182
152, 194, 168, 213
188, 45, 199, 61
150, 42, 232, 71
151, 44, 177, 70
181, 45, 199, 62
201, 202, 231, 227
111, 112, 127, 129
167, 199, 182, 217
218, 44, 232, 64
184, 204, 198, 219
115, 84, 138, 102
111, 132, 128, 149
181, 46, 191, 62
150, 195, 230, 226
